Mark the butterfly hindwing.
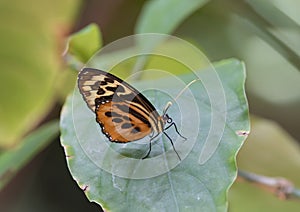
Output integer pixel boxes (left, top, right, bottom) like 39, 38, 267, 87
78, 68, 164, 143
96, 101, 152, 142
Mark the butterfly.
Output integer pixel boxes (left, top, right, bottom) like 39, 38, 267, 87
77, 68, 186, 159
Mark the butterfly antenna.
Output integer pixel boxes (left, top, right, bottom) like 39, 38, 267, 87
174, 78, 201, 102
163, 101, 172, 116
163, 78, 201, 115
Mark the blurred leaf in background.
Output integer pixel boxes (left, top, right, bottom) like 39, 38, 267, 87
229, 116, 300, 211
67, 23, 102, 64
0, 0, 81, 148
175, 0, 300, 139
0, 121, 59, 190
0, 0, 83, 210
136, 0, 208, 34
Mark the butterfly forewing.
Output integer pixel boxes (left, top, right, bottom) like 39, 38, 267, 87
77, 68, 165, 143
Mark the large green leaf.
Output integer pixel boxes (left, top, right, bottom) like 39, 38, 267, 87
60, 58, 249, 211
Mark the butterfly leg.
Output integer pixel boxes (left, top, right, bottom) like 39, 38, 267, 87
142, 133, 160, 159
142, 142, 152, 160
163, 132, 181, 160
164, 122, 187, 140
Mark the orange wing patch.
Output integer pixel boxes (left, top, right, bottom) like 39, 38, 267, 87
96, 101, 152, 142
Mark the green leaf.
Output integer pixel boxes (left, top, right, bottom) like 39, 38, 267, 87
0, 120, 59, 190
136, 0, 209, 34
60, 58, 249, 211
0, 0, 80, 147
67, 23, 102, 64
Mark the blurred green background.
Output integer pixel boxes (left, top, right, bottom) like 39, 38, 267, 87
0, 0, 299, 211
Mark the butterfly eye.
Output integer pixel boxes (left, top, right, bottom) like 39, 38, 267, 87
164, 114, 172, 124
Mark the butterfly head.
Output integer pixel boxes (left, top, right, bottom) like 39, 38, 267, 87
161, 101, 174, 126
163, 113, 173, 124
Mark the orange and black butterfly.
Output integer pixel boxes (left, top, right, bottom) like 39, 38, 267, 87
78, 68, 186, 159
